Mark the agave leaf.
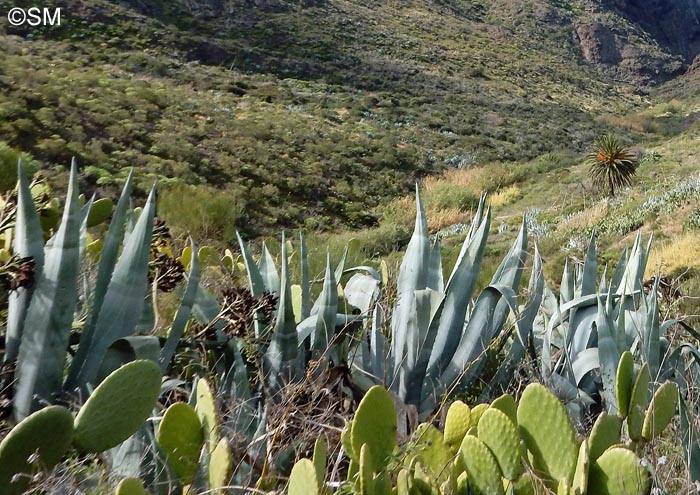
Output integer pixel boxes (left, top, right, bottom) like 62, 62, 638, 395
311, 253, 339, 358
72, 187, 156, 388
236, 232, 265, 297
299, 231, 311, 320
426, 207, 490, 373
597, 294, 621, 414
66, 170, 134, 389
427, 237, 444, 292
258, 242, 280, 295
264, 233, 299, 386
679, 392, 700, 481
160, 242, 200, 372
642, 280, 661, 379
14, 163, 81, 420
5, 161, 45, 363
580, 233, 598, 296
390, 185, 430, 380
78, 195, 94, 265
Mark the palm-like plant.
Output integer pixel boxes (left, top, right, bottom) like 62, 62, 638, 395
589, 134, 638, 197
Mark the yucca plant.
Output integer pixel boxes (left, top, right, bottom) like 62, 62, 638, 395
589, 133, 638, 197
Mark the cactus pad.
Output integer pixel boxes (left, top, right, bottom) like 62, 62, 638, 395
588, 413, 622, 462
490, 394, 517, 424
444, 400, 471, 447
616, 351, 634, 418
572, 439, 589, 495
642, 381, 678, 441
0, 405, 74, 495
517, 383, 577, 484
409, 423, 453, 482
627, 363, 650, 442
588, 447, 650, 495
313, 435, 327, 488
511, 473, 537, 495
351, 385, 397, 473
208, 438, 232, 492
460, 435, 504, 495
359, 443, 374, 495
288, 459, 320, 495
477, 408, 522, 480
74, 360, 161, 453
156, 402, 203, 483
115, 477, 148, 495
195, 378, 220, 452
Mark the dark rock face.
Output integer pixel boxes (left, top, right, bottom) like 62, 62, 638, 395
605, 0, 700, 63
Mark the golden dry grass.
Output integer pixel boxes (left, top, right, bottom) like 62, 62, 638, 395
558, 203, 609, 231
645, 232, 700, 277
489, 185, 521, 208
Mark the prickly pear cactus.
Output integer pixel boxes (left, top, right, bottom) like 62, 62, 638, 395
477, 408, 522, 480
444, 400, 471, 447
588, 413, 622, 462
490, 394, 517, 424
627, 363, 650, 442
517, 383, 577, 485
288, 458, 320, 495
642, 381, 678, 441
195, 378, 220, 453
588, 447, 650, 495
115, 477, 148, 495
73, 360, 161, 453
208, 438, 232, 493
156, 402, 203, 483
351, 385, 397, 473
0, 405, 74, 495
312, 435, 327, 488
459, 435, 504, 495
359, 443, 374, 495
408, 423, 453, 483
572, 439, 588, 495
616, 351, 635, 418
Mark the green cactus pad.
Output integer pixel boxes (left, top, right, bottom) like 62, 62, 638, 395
491, 394, 517, 425
397, 469, 411, 495
156, 402, 203, 483
444, 400, 471, 447
572, 439, 588, 495
74, 360, 161, 453
195, 378, 220, 452
642, 381, 678, 441
115, 477, 148, 495
588, 447, 650, 495
359, 444, 374, 495
313, 435, 327, 488
456, 472, 468, 495
288, 459, 320, 495
373, 472, 392, 495
409, 423, 453, 483
477, 408, 523, 480
627, 363, 650, 442
511, 473, 537, 495
86, 197, 114, 227
470, 404, 489, 428
341, 420, 356, 461
0, 405, 74, 495
517, 383, 577, 484
459, 435, 504, 495
588, 413, 622, 462
616, 351, 635, 418
351, 385, 397, 473
208, 438, 232, 492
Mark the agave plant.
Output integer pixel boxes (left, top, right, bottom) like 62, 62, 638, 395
350, 188, 544, 419
5, 161, 201, 422
589, 133, 638, 198
538, 232, 686, 422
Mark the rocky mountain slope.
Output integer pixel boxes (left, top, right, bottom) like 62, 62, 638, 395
0, 0, 698, 236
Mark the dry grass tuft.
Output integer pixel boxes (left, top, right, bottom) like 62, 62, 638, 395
646, 233, 700, 278
489, 185, 521, 208
558, 203, 608, 231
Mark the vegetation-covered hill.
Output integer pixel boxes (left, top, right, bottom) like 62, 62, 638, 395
1, 0, 697, 237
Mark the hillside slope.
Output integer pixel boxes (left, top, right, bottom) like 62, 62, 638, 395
0, 0, 697, 236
